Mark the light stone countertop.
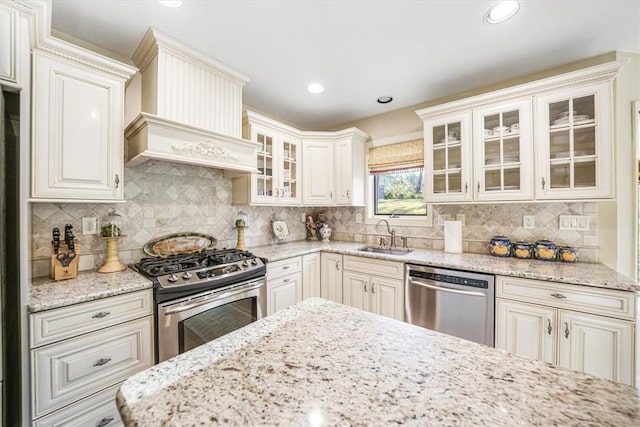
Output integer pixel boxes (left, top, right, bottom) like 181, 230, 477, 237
251, 240, 640, 292
117, 298, 640, 426
29, 268, 153, 313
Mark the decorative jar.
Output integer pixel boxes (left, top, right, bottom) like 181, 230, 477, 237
558, 246, 579, 263
489, 236, 511, 257
512, 242, 533, 259
100, 209, 123, 237
319, 224, 332, 242
534, 240, 558, 261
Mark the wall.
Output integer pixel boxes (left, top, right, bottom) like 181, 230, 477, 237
31, 158, 598, 277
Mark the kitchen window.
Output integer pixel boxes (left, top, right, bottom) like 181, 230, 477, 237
366, 132, 433, 227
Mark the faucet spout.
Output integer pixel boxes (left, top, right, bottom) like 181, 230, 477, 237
376, 219, 397, 247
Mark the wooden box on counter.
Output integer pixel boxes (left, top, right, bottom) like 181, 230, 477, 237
51, 241, 79, 281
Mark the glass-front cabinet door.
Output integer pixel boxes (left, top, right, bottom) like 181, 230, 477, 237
278, 133, 301, 204
473, 99, 534, 201
424, 112, 472, 202
535, 81, 613, 199
252, 125, 277, 204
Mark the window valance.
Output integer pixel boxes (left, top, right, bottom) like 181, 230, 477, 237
367, 139, 424, 174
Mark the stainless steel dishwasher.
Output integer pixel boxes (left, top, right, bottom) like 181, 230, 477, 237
405, 264, 495, 347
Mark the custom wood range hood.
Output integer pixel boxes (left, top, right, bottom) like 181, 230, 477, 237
124, 28, 259, 173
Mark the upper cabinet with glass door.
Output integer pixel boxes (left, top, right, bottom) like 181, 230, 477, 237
535, 81, 613, 199
423, 112, 472, 203
473, 98, 534, 201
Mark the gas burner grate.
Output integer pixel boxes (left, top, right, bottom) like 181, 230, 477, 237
134, 248, 256, 278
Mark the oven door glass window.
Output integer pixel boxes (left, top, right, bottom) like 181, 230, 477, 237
178, 297, 257, 354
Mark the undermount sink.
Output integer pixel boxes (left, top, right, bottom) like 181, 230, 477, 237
357, 246, 414, 256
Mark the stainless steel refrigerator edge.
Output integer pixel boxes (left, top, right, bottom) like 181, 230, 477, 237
405, 264, 495, 347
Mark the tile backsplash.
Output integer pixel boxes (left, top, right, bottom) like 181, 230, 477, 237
31, 160, 597, 277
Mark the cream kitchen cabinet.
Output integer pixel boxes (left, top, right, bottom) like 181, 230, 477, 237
416, 60, 623, 203
31, 50, 135, 202
232, 111, 302, 205
302, 128, 368, 206
29, 290, 154, 423
495, 276, 635, 385
266, 256, 302, 315
342, 255, 404, 321
534, 81, 613, 199
320, 253, 343, 303
422, 111, 473, 202
472, 98, 534, 201
0, 2, 18, 84
302, 252, 321, 299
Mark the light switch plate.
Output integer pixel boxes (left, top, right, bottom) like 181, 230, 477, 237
355, 212, 363, 223
558, 215, 590, 231
523, 215, 535, 230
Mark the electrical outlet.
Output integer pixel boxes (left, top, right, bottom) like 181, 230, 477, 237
301, 213, 307, 223
355, 212, 363, 224
82, 217, 98, 235
456, 213, 465, 226
523, 215, 535, 230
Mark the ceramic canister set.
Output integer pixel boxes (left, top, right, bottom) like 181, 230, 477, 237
489, 236, 578, 263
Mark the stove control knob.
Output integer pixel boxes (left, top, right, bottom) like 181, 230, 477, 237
167, 273, 179, 283
182, 271, 192, 280
251, 259, 258, 265
242, 261, 249, 267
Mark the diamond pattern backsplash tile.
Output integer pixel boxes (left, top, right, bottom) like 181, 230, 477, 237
31, 160, 599, 277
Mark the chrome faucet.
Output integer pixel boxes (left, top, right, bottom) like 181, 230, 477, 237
376, 219, 397, 247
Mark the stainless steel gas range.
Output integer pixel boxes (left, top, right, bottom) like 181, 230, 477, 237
132, 248, 267, 363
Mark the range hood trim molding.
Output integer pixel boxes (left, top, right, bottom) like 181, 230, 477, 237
125, 112, 260, 173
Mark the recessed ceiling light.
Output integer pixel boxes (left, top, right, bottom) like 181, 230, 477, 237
377, 96, 393, 104
157, 0, 183, 8
485, 1, 519, 24
307, 83, 324, 94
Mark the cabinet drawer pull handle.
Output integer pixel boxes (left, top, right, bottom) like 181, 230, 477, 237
477, 182, 480, 192
274, 188, 279, 197
96, 417, 115, 427
114, 174, 120, 189
541, 177, 546, 190
551, 293, 567, 299
372, 282, 375, 294
330, 190, 333, 199
464, 182, 468, 193
364, 281, 368, 292
281, 188, 285, 197
336, 261, 340, 271
92, 311, 110, 319
283, 265, 290, 270
547, 319, 552, 335
564, 322, 570, 339
346, 189, 350, 199
93, 357, 112, 367
283, 278, 290, 283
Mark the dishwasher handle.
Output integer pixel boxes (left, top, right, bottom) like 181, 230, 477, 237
410, 279, 487, 297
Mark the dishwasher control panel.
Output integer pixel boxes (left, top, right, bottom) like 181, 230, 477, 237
408, 270, 489, 289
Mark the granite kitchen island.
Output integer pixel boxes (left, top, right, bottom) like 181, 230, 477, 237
117, 298, 639, 426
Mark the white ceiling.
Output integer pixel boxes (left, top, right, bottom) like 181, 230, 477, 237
50, 0, 640, 130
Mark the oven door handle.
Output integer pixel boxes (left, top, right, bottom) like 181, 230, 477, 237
163, 281, 263, 315
410, 279, 486, 297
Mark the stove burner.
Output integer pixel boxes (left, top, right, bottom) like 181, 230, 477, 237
135, 249, 255, 278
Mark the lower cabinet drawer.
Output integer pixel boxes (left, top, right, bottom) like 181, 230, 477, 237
343, 255, 403, 279
267, 256, 302, 279
33, 382, 123, 427
32, 317, 153, 419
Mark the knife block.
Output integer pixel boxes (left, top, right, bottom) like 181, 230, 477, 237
51, 241, 80, 281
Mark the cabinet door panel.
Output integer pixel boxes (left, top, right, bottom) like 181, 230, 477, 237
320, 253, 342, 303
33, 53, 124, 200
302, 140, 334, 205
558, 310, 634, 385
343, 271, 369, 312
302, 253, 321, 299
371, 277, 404, 321
496, 299, 556, 364
267, 273, 302, 315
